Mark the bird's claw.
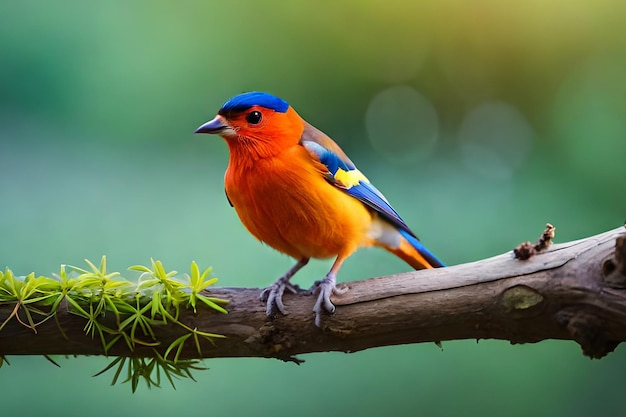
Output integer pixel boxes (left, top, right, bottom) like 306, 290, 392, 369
260, 278, 305, 317
311, 273, 337, 327
261, 272, 341, 326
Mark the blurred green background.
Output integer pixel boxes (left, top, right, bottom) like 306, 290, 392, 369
1, 0, 625, 415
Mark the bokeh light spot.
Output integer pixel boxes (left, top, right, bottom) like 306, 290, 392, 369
459, 102, 534, 181
365, 85, 439, 165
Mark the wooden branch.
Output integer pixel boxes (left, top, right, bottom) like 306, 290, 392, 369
1, 226, 625, 361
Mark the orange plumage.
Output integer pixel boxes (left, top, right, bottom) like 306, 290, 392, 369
195, 92, 443, 326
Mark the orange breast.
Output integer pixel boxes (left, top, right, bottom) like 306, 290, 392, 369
224, 145, 373, 260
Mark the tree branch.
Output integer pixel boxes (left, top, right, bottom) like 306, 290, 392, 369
1, 226, 625, 361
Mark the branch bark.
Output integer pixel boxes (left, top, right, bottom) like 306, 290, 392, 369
2, 226, 625, 361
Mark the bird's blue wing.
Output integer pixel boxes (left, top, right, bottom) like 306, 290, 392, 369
300, 122, 414, 237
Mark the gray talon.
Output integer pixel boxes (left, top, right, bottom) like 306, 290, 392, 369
261, 279, 288, 316
312, 273, 337, 327
260, 262, 310, 317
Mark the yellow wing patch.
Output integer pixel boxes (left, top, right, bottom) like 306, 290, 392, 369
334, 168, 370, 188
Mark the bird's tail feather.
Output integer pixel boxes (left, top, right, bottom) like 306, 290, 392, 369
390, 229, 445, 270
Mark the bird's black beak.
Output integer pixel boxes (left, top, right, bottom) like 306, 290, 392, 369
194, 115, 228, 134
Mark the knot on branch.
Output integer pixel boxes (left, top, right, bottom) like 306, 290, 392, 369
500, 285, 544, 317
556, 307, 619, 359
601, 235, 626, 288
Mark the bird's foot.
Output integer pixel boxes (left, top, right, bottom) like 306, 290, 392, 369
310, 272, 339, 327
260, 276, 305, 317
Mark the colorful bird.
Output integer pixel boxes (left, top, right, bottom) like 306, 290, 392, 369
195, 92, 444, 326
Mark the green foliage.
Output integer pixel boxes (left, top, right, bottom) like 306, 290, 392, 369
0, 256, 228, 390
94, 353, 207, 393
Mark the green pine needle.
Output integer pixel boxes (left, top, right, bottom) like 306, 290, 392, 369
0, 256, 229, 392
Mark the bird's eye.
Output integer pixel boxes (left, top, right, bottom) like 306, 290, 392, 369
246, 111, 262, 125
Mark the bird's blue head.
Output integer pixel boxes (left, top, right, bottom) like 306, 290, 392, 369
219, 92, 289, 115
196, 91, 304, 152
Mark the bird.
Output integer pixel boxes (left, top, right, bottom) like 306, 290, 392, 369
195, 91, 444, 326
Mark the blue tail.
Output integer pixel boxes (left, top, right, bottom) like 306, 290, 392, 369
398, 228, 445, 268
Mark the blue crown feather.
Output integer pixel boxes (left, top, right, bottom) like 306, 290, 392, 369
220, 92, 289, 113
